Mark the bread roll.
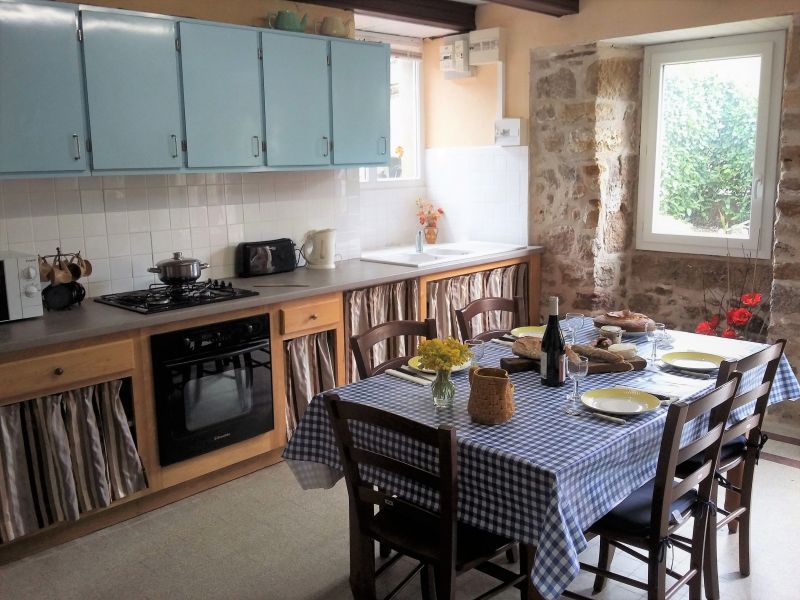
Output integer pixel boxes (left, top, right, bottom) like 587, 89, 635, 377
512, 336, 542, 360
593, 309, 655, 333
572, 344, 624, 364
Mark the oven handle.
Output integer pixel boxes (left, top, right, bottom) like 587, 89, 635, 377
162, 341, 270, 369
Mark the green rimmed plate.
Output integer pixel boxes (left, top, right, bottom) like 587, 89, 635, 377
510, 325, 546, 338
661, 351, 724, 373
408, 356, 472, 374
581, 387, 661, 416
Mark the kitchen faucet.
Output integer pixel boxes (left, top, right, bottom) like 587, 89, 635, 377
415, 230, 424, 253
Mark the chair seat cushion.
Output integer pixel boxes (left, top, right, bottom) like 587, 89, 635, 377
592, 478, 698, 538
676, 435, 747, 478
370, 506, 512, 569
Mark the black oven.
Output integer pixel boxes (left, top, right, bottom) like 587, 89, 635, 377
150, 315, 273, 466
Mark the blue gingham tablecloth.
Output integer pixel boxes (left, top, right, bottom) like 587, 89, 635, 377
282, 323, 799, 600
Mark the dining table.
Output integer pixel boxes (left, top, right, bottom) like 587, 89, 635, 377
282, 321, 800, 600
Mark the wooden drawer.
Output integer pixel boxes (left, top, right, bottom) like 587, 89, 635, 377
280, 298, 340, 336
0, 339, 135, 403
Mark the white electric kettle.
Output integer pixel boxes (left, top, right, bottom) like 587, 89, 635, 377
302, 228, 336, 270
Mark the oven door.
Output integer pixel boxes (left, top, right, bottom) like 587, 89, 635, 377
155, 340, 274, 466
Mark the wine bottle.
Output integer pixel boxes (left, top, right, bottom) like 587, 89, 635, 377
540, 296, 566, 387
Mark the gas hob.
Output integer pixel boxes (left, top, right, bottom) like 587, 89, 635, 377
94, 280, 258, 314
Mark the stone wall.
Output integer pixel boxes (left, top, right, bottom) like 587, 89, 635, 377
530, 43, 642, 316
768, 15, 800, 432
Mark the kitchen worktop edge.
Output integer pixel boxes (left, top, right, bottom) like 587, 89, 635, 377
0, 247, 542, 357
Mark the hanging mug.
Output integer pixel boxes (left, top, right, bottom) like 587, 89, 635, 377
38, 255, 53, 283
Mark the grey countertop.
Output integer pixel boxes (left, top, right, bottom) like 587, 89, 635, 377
0, 247, 541, 357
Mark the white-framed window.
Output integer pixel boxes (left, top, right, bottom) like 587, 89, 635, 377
637, 31, 786, 259
360, 55, 423, 186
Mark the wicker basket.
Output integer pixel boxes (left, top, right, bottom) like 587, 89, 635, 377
467, 367, 515, 425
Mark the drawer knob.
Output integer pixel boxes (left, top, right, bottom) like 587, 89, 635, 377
54, 367, 64, 376
310, 313, 319, 320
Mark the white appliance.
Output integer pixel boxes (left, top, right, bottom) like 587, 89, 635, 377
302, 229, 336, 270
0, 251, 43, 322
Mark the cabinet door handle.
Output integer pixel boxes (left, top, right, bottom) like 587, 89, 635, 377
72, 134, 81, 161
378, 136, 387, 156
322, 136, 329, 158
310, 313, 319, 320
170, 134, 179, 158
252, 136, 260, 157
54, 367, 64, 376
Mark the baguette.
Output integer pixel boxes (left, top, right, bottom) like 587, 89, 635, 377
572, 343, 624, 364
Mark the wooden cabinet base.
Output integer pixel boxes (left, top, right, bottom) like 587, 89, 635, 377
0, 448, 285, 566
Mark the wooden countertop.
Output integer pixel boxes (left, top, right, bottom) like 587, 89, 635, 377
0, 247, 541, 357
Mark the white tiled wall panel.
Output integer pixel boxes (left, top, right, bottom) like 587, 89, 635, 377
0, 170, 361, 297
425, 146, 528, 246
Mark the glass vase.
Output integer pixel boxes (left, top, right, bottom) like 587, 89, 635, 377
431, 369, 455, 408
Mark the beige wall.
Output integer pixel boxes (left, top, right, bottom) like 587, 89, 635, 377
56, 0, 352, 33
424, 0, 800, 148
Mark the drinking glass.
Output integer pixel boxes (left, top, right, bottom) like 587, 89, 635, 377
652, 323, 666, 361
465, 339, 485, 367
564, 312, 585, 344
566, 355, 589, 410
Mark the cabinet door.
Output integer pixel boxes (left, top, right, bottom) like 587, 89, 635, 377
330, 41, 389, 166
179, 22, 263, 168
82, 11, 182, 170
262, 33, 331, 167
0, 2, 88, 174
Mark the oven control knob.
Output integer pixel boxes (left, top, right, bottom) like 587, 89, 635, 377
183, 337, 193, 349
23, 266, 38, 280
24, 284, 39, 298
244, 324, 254, 335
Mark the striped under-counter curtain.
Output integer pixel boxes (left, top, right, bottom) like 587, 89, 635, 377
285, 332, 336, 439
428, 263, 528, 340
344, 279, 420, 382
0, 380, 146, 544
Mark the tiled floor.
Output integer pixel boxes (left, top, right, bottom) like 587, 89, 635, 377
2, 439, 798, 600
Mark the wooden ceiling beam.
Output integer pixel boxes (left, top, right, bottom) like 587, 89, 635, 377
487, 0, 579, 17
309, 0, 475, 32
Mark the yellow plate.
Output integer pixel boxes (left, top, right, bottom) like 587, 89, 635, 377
510, 325, 546, 338
661, 351, 724, 373
581, 387, 661, 416
408, 356, 472, 374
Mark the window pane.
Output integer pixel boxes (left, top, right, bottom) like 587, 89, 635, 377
377, 57, 419, 181
653, 56, 761, 240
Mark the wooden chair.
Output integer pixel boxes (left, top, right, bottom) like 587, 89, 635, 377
455, 296, 526, 342
676, 339, 786, 599
351, 318, 438, 380
563, 375, 740, 600
324, 393, 535, 600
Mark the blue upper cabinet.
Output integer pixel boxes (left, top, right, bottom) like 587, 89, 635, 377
330, 40, 390, 166
82, 11, 183, 171
262, 33, 331, 167
0, 2, 88, 175
179, 22, 264, 169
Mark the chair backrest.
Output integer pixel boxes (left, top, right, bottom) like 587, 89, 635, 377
324, 393, 457, 568
714, 339, 785, 446
455, 296, 526, 342
650, 375, 740, 539
350, 318, 438, 379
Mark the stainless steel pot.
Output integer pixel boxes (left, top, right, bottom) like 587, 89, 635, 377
148, 252, 209, 284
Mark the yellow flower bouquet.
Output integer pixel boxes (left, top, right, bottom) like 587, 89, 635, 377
417, 337, 471, 371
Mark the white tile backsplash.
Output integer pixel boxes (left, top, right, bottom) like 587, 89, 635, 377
0, 170, 361, 296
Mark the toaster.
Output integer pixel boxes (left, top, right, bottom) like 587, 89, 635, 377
235, 239, 297, 277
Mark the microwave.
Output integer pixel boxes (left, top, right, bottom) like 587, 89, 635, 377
0, 251, 43, 323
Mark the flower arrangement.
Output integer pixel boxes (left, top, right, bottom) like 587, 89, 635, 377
416, 198, 444, 227
417, 337, 470, 372
694, 251, 766, 340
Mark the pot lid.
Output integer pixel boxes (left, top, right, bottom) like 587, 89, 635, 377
155, 252, 201, 268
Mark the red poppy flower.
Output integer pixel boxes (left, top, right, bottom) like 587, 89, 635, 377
695, 321, 715, 335
708, 315, 720, 329
437, 208, 444, 214
741, 292, 762, 307
726, 307, 752, 327
721, 327, 737, 339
